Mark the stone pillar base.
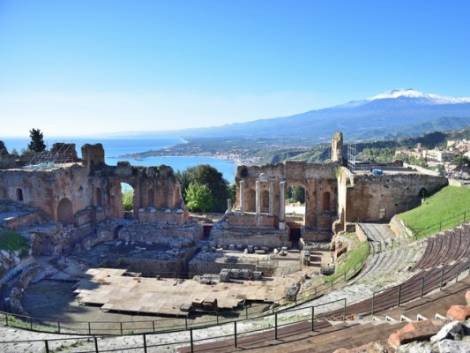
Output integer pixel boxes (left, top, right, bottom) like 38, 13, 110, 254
279, 221, 286, 231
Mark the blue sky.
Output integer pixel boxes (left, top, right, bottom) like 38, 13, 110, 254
1, 0, 469, 136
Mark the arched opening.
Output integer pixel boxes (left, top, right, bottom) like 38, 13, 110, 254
419, 187, 428, 199
285, 185, 306, 248
16, 188, 24, 202
121, 182, 134, 217
148, 188, 155, 207
261, 189, 270, 213
322, 191, 331, 212
57, 198, 74, 225
246, 189, 256, 212
95, 187, 103, 207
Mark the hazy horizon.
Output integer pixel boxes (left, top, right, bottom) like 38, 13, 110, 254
1, 0, 470, 137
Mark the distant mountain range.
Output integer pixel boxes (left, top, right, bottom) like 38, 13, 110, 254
175, 89, 470, 142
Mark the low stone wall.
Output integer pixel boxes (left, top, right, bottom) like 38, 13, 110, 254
6, 263, 39, 314
118, 222, 203, 245
225, 212, 277, 227
2, 212, 43, 230
107, 248, 197, 277
188, 260, 257, 277
355, 224, 369, 242
302, 229, 332, 242
211, 226, 289, 248
389, 215, 415, 239
137, 208, 188, 225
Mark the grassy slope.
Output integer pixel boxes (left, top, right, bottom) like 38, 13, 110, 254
398, 186, 470, 238
0, 229, 29, 252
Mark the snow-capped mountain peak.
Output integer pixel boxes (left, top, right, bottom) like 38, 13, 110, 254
369, 89, 470, 104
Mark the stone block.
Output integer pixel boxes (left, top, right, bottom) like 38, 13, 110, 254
388, 320, 443, 348
447, 305, 470, 321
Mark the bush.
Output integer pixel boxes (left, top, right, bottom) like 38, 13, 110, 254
0, 229, 29, 254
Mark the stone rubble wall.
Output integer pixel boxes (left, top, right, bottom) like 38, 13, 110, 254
117, 222, 203, 245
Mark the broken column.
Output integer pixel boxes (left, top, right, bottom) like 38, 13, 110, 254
268, 180, 274, 216
239, 179, 245, 213
255, 179, 261, 215
331, 131, 343, 164
279, 180, 286, 230
226, 198, 232, 213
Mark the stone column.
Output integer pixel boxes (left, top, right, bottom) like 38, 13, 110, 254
268, 180, 274, 216
239, 179, 245, 213
255, 179, 261, 215
226, 198, 232, 213
279, 180, 286, 230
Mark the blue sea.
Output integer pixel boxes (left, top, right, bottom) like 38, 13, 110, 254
1, 136, 236, 183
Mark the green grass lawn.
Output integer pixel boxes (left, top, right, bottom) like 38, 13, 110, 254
0, 229, 29, 253
398, 186, 470, 239
325, 233, 369, 283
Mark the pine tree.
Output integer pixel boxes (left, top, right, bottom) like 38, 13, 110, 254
28, 129, 46, 153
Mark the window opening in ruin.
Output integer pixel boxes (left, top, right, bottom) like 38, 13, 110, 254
261, 189, 270, 213
285, 185, 306, 225
246, 189, 256, 212
322, 191, 331, 211
121, 182, 134, 217
57, 198, 74, 224
16, 188, 24, 202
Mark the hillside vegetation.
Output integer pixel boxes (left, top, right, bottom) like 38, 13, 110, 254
325, 233, 369, 283
398, 186, 470, 238
0, 229, 29, 253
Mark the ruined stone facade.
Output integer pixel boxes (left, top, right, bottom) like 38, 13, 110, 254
335, 166, 448, 232
0, 143, 186, 227
234, 162, 338, 232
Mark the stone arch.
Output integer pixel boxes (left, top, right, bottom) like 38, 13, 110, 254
322, 191, 331, 211
57, 198, 74, 225
95, 187, 103, 207
16, 188, 24, 202
261, 189, 269, 213
246, 189, 256, 212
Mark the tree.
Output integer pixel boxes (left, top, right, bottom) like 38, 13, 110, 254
287, 186, 305, 204
122, 190, 134, 211
28, 129, 46, 153
185, 182, 214, 212
177, 164, 229, 212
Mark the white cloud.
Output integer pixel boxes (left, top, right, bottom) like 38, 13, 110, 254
0, 90, 331, 137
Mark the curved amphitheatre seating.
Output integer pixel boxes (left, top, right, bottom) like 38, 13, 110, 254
413, 223, 470, 271
2, 223, 470, 353
349, 224, 424, 287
